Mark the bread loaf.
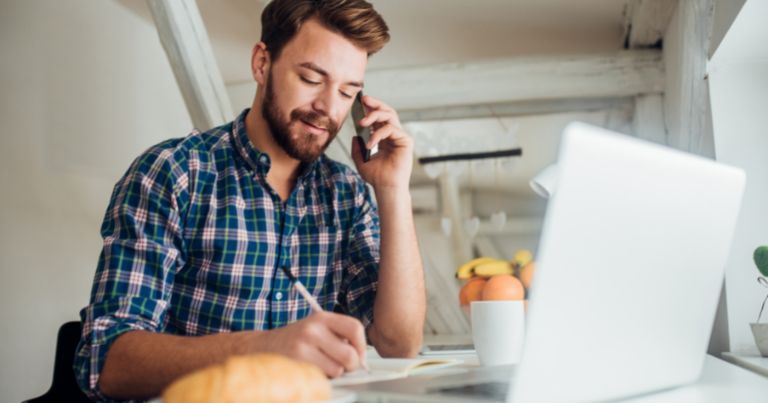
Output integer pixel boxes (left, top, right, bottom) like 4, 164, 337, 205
162, 353, 332, 403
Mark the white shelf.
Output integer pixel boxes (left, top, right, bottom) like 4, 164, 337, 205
722, 352, 768, 378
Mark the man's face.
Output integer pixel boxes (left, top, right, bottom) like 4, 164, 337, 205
261, 19, 368, 163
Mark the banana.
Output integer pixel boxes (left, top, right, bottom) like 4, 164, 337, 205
474, 260, 514, 277
512, 249, 533, 269
455, 257, 500, 279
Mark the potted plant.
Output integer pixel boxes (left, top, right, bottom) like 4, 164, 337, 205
751, 245, 768, 356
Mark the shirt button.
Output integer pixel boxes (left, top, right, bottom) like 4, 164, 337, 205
274, 291, 283, 301
258, 155, 269, 165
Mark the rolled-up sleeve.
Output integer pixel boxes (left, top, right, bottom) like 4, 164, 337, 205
74, 145, 187, 401
336, 181, 380, 329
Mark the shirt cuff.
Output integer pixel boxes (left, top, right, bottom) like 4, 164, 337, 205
74, 297, 167, 401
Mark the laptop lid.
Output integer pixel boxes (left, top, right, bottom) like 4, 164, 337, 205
509, 123, 746, 402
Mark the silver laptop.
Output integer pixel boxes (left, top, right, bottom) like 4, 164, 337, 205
346, 123, 746, 402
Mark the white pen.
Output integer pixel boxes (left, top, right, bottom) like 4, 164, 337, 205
280, 266, 369, 372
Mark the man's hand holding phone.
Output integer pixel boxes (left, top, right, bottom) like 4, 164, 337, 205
351, 93, 413, 192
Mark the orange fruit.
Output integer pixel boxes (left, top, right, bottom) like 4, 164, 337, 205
519, 262, 535, 289
459, 277, 487, 305
481, 274, 525, 301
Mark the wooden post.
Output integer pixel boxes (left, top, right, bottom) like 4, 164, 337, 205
664, 0, 727, 356
624, 0, 678, 49
663, 0, 716, 157
632, 94, 667, 145
439, 174, 473, 266
147, 0, 233, 131
623, 1, 676, 145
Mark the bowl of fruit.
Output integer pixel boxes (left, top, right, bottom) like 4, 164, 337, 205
455, 249, 535, 319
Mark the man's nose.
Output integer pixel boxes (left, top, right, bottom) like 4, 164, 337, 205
311, 86, 341, 118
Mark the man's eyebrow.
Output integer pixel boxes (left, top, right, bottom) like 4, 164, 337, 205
298, 62, 364, 88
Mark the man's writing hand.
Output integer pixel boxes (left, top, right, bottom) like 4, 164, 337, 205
244, 311, 367, 378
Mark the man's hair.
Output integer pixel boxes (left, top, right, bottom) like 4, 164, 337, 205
261, 0, 390, 60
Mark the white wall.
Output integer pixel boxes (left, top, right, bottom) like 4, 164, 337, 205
709, 0, 768, 354
710, 0, 747, 57
0, 1, 190, 401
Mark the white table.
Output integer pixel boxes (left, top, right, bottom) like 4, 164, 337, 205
420, 335, 768, 401
348, 349, 768, 402
621, 355, 768, 402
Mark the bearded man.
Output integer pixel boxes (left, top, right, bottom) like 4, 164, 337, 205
74, 1, 425, 400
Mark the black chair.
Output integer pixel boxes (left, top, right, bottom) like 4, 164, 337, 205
24, 321, 92, 403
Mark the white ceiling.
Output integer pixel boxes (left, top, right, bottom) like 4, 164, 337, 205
189, 0, 628, 84
117, 0, 632, 84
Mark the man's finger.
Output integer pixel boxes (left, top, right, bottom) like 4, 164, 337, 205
322, 313, 367, 358
361, 95, 387, 110
367, 125, 394, 149
301, 344, 345, 378
314, 325, 362, 372
359, 109, 397, 128
362, 96, 401, 126
368, 124, 410, 150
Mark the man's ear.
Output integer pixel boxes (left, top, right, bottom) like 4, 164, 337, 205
251, 42, 270, 85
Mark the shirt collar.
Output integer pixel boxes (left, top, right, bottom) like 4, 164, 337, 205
231, 108, 321, 180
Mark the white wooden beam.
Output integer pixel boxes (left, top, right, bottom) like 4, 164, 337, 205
399, 97, 634, 123
624, 0, 678, 48
632, 94, 667, 145
664, 0, 725, 356
423, 252, 470, 334
603, 102, 635, 135
147, 0, 233, 131
477, 217, 542, 237
663, 0, 716, 157
439, 175, 473, 265
474, 236, 504, 260
410, 185, 439, 213
623, 1, 674, 146
414, 215, 471, 335
364, 50, 664, 111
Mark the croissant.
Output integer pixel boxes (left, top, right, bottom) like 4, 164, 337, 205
162, 353, 332, 403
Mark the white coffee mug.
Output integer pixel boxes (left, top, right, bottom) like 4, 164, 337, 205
471, 300, 525, 366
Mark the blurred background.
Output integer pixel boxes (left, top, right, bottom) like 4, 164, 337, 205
2, 0, 766, 401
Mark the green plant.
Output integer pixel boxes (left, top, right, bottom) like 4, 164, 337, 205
754, 245, 768, 322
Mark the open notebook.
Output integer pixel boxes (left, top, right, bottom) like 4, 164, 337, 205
330, 358, 462, 386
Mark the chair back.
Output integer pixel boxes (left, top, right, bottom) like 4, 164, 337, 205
24, 321, 91, 403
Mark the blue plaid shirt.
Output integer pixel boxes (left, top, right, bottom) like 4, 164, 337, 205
74, 109, 380, 401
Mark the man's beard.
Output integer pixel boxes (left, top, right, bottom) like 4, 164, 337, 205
262, 73, 340, 163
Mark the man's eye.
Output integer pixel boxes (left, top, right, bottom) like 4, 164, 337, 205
300, 76, 320, 85
340, 91, 353, 99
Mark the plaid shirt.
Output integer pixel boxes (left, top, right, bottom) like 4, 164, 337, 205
74, 109, 380, 401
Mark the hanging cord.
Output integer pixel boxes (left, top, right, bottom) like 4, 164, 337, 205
757, 277, 768, 323
417, 148, 523, 164
416, 104, 522, 164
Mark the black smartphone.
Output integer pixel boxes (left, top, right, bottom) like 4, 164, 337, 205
351, 92, 373, 162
